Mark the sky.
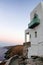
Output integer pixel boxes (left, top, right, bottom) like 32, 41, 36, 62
0, 0, 42, 46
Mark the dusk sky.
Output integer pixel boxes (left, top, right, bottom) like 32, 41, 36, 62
0, 0, 42, 46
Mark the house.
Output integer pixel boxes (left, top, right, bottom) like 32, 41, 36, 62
25, 2, 43, 58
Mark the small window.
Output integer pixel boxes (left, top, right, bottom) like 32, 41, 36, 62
30, 34, 31, 38
35, 31, 37, 38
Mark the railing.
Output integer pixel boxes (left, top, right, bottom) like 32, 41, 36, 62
28, 17, 40, 29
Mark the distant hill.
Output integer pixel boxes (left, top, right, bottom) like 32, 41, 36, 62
0, 41, 17, 47
4, 45, 15, 49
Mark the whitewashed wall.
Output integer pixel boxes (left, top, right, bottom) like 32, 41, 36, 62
30, 2, 43, 45
26, 2, 43, 58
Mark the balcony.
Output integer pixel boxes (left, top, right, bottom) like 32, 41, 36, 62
28, 14, 40, 29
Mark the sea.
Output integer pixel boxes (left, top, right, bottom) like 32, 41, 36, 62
0, 47, 8, 61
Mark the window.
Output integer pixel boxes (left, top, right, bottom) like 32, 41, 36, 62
35, 31, 37, 38
30, 34, 31, 38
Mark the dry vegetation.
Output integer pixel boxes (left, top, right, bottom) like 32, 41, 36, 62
5, 45, 24, 59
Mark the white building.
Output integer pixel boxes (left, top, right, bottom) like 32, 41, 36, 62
25, 2, 43, 58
